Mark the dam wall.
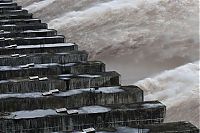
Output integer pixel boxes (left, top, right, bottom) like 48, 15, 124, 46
0, 1, 198, 133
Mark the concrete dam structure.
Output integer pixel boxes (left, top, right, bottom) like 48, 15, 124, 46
0, 0, 199, 133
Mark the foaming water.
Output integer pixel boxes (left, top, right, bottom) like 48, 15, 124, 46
17, 0, 198, 60
25, 0, 56, 13
46, 0, 198, 59
135, 61, 200, 127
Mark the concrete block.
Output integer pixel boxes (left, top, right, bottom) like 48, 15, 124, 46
0, 101, 166, 132
0, 43, 78, 55
0, 36, 65, 46
0, 23, 47, 31
0, 13, 32, 19
0, 61, 105, 79
0, 86, 144, 112
0, 5, 21, 10
0, 9, 28, 15
0, 0, 13, 3
0, 51, 87, 66
0, 29, 57, 38
0, 71, 120, 93
0, 2, 17, 7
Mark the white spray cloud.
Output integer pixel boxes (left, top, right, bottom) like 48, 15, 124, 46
135, 61, 200, 127
48, 0, 160, 29
46, 0, 199, 61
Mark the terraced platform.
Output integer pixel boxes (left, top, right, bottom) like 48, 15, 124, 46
0, 17, 36, 24
0, 101, 165, 132
0, 71, 120, 93
75, 122, 199, 133
0, 29, 56, 37
0, 61, 105, 79
0, 86, 143, 112
0, 1, 199, 133
0, 43, 78, 55
0, 51, 87, 66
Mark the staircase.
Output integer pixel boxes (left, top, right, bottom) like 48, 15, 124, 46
0, 0, 199, 133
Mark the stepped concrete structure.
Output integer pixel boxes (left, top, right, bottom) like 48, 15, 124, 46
0, 1, 199, 133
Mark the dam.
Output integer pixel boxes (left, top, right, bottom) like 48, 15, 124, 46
0, 0, 199, 133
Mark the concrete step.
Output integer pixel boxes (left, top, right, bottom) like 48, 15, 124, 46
0, 51, 87, 66
0, 9, 28, 15
0, 43, 78, 55
0, 0, 13, 3
0, 18, 41, 25
0, 61, 105, 79
0, 101, 166, 132
0, 5, 21, 10
0, 13, 32, 19
0, 86, 143, 112
0, 36, 65, 46
84, 122, 199, 133
0, 71, 120, 93
0, 2, 17, 7
0, 29, 57, 38
0, 23, 47, 31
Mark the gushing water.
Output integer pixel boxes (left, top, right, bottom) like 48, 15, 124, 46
135, 61, 199, 127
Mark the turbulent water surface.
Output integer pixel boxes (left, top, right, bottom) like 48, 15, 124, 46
14, 0, 199, 128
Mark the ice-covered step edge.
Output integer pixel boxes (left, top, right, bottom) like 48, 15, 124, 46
0, 86, 143, 112
0, 35, 65, 46
0, 61, 105, 79
0, 29, 57, 38
0, 101, 166, 132
0, 71, 120, 93
0, 43, 78, 55
0, 23, 47, 31
0, 18, 41, 25
0, 51, 87, 66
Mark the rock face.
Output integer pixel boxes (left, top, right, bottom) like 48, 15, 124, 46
0, 0, 199, 133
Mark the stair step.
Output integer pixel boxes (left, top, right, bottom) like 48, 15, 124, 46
88, 122, 199, 133
0, 36, 65, 46
0, 86, 143, 112
0, 18, 41, 25
0, 5, 21, 10
0, 23, 47, 31
0, 51, 87, 66
0, 29, 57, 38
0, 71, 120, 93
0, 101, 166, 132
0, 13, 32, 19
0, 9, 28, 15
0, 2, 17, 7
0, 61, 105, 79
0, 43, 78, 55
0, 0, 13, 3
